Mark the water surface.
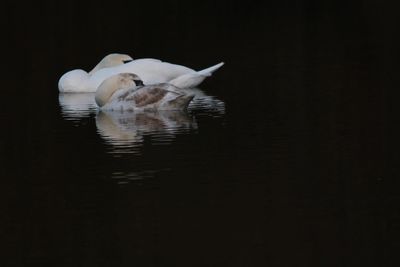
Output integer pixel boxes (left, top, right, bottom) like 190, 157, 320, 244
1, 1, 398, 266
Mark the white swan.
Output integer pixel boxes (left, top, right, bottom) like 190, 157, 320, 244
58, 53, 224, 92
95, 73, 195, 111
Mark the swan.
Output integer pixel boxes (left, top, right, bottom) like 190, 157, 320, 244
58, 53, 224, 92
95, 73, 195, 111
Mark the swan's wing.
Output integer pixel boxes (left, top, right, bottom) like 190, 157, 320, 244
94, 59, 196, 85
133, 86, 174, 107
131, 58, 162, 63
169, 72, 208, 89
114, 61, 195, 83
117, 86, 172, 107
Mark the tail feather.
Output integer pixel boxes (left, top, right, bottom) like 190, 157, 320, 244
167, 94, 195, 110
169, 62, 225, 89
197, 62, 225, 76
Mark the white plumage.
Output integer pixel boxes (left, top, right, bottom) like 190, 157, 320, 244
58, 53, 224, 92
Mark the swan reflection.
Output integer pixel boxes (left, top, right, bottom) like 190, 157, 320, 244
59, 88, 225, 153
58, 88, 225, 120
59, 88, 226, 182
186, 88, 226, 115
96, 110, 198, 153
58, 93, 97, 120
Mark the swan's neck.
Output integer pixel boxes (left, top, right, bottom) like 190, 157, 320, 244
89, 62, 106, 75
95, 78, 121, 107
95, 74, 138, 107
89, 57, 120, 75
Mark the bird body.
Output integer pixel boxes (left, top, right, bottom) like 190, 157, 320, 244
58, 54, 224, 92
95, 73, 194, 111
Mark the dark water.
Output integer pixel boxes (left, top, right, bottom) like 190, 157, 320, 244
2, 1, 400, 266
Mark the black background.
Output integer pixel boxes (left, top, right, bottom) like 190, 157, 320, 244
1, 1, 400, 266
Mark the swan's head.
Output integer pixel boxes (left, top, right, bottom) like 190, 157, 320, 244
95, 73, 144, 107
89, 53, 134, 75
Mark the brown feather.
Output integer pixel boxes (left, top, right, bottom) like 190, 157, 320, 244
130, 87, 168, 107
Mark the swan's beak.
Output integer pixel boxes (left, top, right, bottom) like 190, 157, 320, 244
123, 59, 133, 64
134, 80, 144, 86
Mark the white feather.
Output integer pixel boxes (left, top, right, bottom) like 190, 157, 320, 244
58, 55, 224, 92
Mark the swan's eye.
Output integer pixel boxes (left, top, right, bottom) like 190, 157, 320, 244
123, 59, 133, 64
134, 80, 144, 86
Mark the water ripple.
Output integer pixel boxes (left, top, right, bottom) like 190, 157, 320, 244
96, 110, 198, 154
58, 93, 97, 121
59, 88, 226, 160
